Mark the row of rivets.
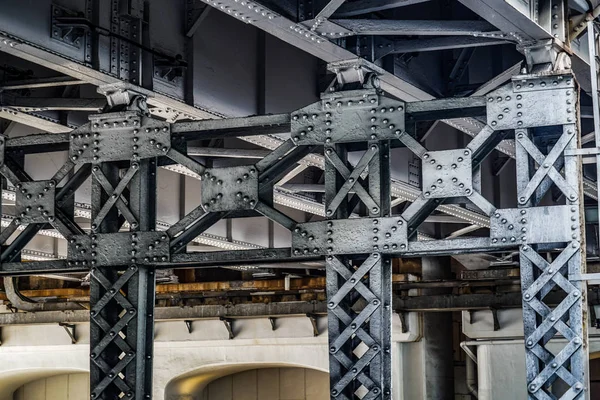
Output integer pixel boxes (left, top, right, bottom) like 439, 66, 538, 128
492, 209, 527, 244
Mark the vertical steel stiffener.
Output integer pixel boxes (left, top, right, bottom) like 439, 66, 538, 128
0, 69, 591, 399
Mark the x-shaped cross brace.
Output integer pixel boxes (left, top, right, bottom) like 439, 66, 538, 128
325, 144, 380, 216
516, 128, 578, 205
90, 266, 138, 395
91, 163, 139, 230
0, 157, 83, 244
520, 245, 584, 396
328, 254, 385, 398
397, 126, 498, 231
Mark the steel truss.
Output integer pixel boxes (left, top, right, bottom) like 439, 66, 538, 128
0, 68, 590, 399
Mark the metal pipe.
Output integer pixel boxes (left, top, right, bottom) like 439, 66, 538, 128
2, 277, 84, 311
461, 341, 479, 399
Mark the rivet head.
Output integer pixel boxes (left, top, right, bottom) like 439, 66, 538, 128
529, 384, 536, 392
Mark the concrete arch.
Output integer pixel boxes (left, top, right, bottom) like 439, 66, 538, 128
164, 362, 328, 400
0, 368, 88, 400
153, 324, 329, 400
0, 343, 89, 400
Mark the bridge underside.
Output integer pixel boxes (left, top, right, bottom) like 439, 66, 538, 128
0, 0, 599, 399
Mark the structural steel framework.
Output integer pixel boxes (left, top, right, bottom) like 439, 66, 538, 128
0, 0, 598, 399
0, 69, 589, 399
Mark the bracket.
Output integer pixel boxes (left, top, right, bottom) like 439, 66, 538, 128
59, 322, 77, 344
154, 55, 185, 85
201, 166, 259, 212
491, 308, 500, 331
97, 84, 148, 112
220, 317, 234, 340
306, 313, 319, 337
397, 311, 408, 334
517, 39, 571, 72
185, 320, 193, 334
51, 4, 89, 49
326, 59, 383, 87
292, 217, 408, 256
14, 181, 56, 224
291, 91, 405, 145
68, 232, 170, 267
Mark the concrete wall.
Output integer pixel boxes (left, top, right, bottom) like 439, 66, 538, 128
195, 367, 328, 400
12, 373, 88, 400
0, 305, 419, 400
463, 308, 600, 399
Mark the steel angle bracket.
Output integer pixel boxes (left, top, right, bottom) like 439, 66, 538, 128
201, 166, 259, 212
70, 111, 170, 163
51, 4, 90, 49
486, 73, 577, 130
68, 232, 170, 267
291, 91, 405, 145
292, 217, 408, 256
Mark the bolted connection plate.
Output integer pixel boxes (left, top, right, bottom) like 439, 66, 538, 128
490, 205, 579, 246
422, 149, 472, 198
70, 111, 170, 163
68, 232, 170, 267
201, 166, 259, 212
15, 181, 56, 224
291, 90, 405, 145
487, 73, 576, 130
292, 217, 408, 256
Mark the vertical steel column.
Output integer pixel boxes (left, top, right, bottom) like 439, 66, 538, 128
89, 110, 157, 399
587, 21, 600, 229
325, 140, 392, 400
516, 120, 589, 398
90, 162, 122, 400
127, 157, 157, 399
421, 257, 454, 399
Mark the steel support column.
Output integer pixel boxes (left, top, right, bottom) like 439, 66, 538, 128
89, 97, 157, 399
421, 257, 454, 399
324, 138, 393, 399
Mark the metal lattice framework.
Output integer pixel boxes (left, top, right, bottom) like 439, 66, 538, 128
0, 68, 590, 399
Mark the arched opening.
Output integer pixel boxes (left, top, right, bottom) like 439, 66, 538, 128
165, 363, 329, 400
5, 371, 88, 400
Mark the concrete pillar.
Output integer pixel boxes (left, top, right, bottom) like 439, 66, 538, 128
421, 257, 454, 400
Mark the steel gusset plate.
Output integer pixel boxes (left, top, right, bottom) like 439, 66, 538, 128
68, 232, 170, 267
292, 217, 408, 256
70, 111, 170, 163
291, 90, 405, 145
326, 253, 392, 399
14, 180, 56, 224
200, 166, 259, 212
490, 205, 579, 247
421, 149, 473, 198
487, 74, 576, 130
